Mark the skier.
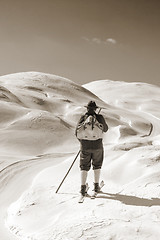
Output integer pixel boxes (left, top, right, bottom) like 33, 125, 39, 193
75, 101, 108, 197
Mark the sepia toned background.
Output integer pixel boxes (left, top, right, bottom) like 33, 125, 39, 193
0, 0, 160, 86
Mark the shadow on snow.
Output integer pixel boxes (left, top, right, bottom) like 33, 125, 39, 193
97, 192, 160, 207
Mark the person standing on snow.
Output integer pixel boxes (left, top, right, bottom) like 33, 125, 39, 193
75, 101, 108, 197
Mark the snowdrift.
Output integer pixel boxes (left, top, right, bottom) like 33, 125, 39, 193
0, 72, 160, 240
0, 72, 107, 157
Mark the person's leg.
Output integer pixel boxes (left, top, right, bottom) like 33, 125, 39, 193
80, 170, 88, 196
92, 148, 104, 192
93, 169, 101, 192
80, 150, 91, 195
81, 170, 88, 185
94, 168, 101, 183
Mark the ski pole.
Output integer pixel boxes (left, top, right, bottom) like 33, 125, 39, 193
55, 150, 80, 193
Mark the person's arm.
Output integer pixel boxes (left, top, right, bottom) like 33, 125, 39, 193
97, 114, 108, 132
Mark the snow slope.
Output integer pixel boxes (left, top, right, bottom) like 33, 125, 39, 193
0, 72, 160, 240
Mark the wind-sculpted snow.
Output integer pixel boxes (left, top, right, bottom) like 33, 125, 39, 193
0, 72, 103, 111
0, 72, 106, 157
1, 72, 160, 239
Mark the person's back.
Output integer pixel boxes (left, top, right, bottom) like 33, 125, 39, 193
75, 101, 108, 198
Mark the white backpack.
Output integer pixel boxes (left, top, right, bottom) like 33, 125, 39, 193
76, 114, 104, 140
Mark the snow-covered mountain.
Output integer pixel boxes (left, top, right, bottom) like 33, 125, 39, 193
0, 72, 107, 157
0, 72, 160, 240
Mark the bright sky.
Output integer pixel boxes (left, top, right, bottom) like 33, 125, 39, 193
0, 0, 160, 86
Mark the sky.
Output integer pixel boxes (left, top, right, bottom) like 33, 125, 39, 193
0, 0, 160, 86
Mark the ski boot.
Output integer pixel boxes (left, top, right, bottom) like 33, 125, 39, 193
94, 182, 100, 193
91, 182, 101, 199
78, 184, 89, 203
80, 184, 87, 196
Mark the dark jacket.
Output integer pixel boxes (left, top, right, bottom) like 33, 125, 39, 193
76, 111, 108, 150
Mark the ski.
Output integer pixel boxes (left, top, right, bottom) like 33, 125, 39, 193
91, 180, 105, 199
78, 195, 85, 203
78, 183, 89, 203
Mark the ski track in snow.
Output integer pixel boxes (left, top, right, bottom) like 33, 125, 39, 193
0, 72, 160, 239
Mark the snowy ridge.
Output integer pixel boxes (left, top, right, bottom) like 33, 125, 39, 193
0, 72, 160, 239
0, 72, 106, 156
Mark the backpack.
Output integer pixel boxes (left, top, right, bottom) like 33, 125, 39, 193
76, 114, 104, 140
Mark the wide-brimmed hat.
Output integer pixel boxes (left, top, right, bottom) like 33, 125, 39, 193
85, 101, 98, 109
